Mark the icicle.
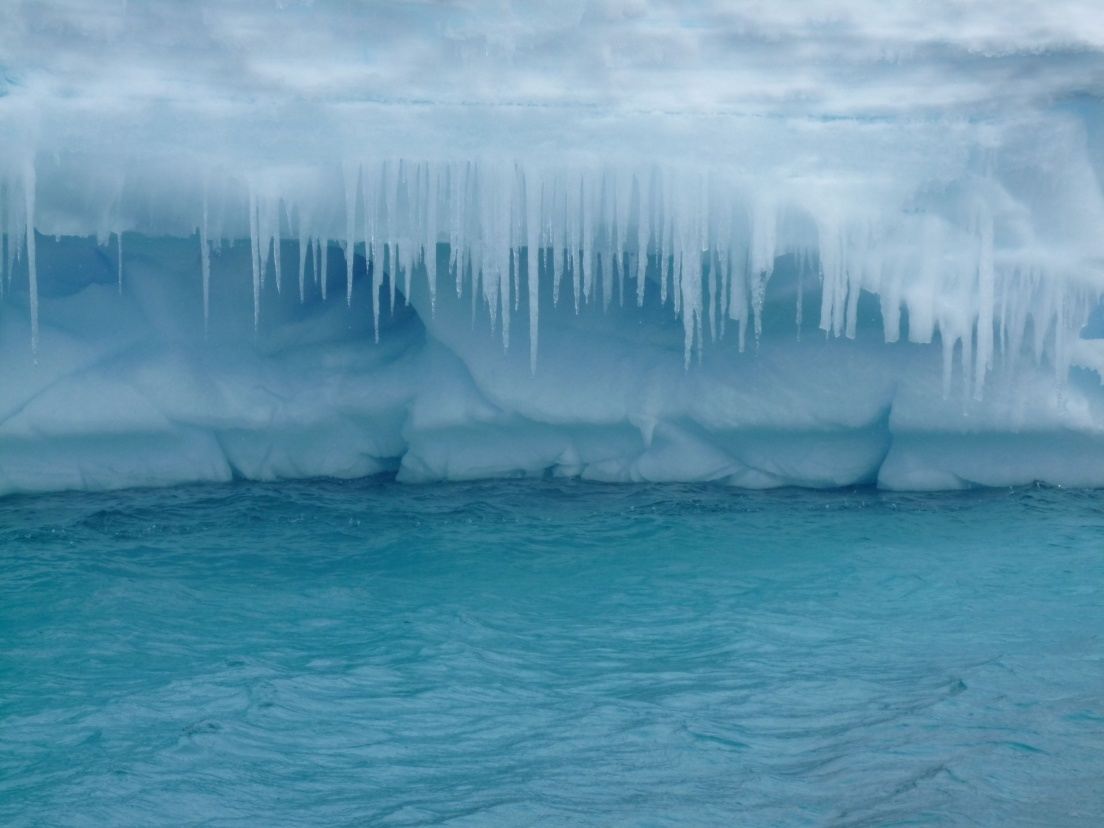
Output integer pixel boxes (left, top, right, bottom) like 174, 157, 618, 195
116, 231, 123, 294
960, 301, 974, 401
467, 164, 479, 321
844, 224, 867, 340
665, 211, 676, 309
538, 179, 549, 302
661, 177, 674, 308
248, 188, 261, 329
344, 162, 358, 306
383, 162, 396, 314
1004, 267, 1029, 375
451, 162, 464, 298
478, 167, 496, 333
6, 178, 22, 287
675, 174, 706, 368
908, 216, 939, 344
880, 254, 902, 344
524, 166, 540, 373
700, 179, 714, 344
795, 248, 805, 338
571, 175, 582, 312
581, 176, 594, 306
320, 238, 329, 302
511, 167, 522, 314
313, 235, 321, 288
257, 197, 271, 293
728, 245, 748, 352
361, 166, 379, 342
0, 183, 5, 300
749, 198, 776, 344
942, 331, 957, 399
633, 173, 647, 306
695, 178, 708, 359
706, 249, 718, 344
497, 167, 512, 349
599, 171, 613, 311
1031, 271, 1052, 365
272, 199, 282, 296
818, 219, 839, 336
666, 194, 675, 320
718, 197, 732, 331
549, 176, 562, 307
466, 162, 479, 305
614, 169, 632, 310
477, 163, 511, 350
559, 178, 569, 309
997, 265, 1010, 362
296, 212, 308, 304
426, 164, 438, 314
651, 168, 664, 306
397, 160, 413, 305
200, 186, 211, 333
24, 163, 38, 356
974, 205, 995, 399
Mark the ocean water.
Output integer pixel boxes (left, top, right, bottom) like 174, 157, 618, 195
1, 480, 1102, 827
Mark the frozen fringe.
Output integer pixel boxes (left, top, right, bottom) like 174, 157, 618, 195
2, 159, 1100, 393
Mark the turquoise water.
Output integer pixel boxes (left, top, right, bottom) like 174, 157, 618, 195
2, 480, 1103, 826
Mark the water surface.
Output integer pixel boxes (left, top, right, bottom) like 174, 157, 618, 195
2, 480, 1103, 825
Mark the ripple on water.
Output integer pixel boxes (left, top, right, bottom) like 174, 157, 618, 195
1, 480, 1103, 826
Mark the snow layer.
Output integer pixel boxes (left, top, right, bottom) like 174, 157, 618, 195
1, 1, 1103, 492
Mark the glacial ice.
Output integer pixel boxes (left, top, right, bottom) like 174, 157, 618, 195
1, 1, 1103, 493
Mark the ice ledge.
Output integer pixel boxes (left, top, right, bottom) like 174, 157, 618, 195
3, 346, 1103, 495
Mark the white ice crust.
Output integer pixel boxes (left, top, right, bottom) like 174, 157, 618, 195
0, 1, 1103, 493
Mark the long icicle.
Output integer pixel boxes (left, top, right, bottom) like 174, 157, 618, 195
272, 199, 282, 296
362, 165, 379, 342
524, 166, 540, 373
200, 184, 210, 334
344, 162, 358, 306
296, 210, 308, 304
24, 162, 38, 356
248, 188, 261, 330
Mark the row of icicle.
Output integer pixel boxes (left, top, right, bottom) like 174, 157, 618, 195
1, 160, 1099, 397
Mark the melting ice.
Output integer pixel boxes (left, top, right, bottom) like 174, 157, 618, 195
1, 0, 1104, 493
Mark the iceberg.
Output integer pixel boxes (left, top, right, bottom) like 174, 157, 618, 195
1, 0, 1103, 493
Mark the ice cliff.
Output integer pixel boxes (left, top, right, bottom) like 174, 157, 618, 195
1, 0, 1103, 493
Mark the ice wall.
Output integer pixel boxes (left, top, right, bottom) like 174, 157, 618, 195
1, 1, 1103, 492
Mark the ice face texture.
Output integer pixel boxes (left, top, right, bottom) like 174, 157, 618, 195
0, 1, 1103, 493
